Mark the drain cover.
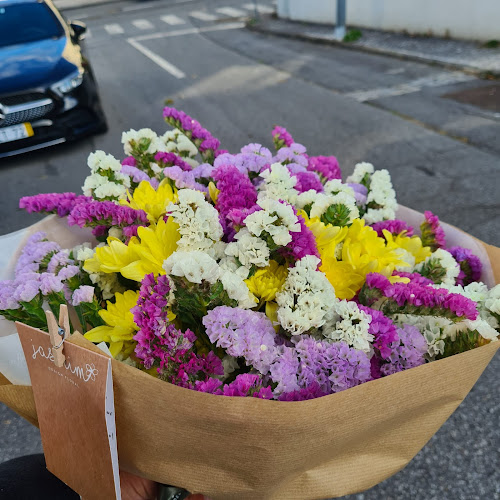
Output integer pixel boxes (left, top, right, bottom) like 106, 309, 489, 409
443, 84, 500, 112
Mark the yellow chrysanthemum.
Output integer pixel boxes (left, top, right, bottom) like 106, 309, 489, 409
245, 261, 288, 303
208, 181, 220, 204
120, 179, 177, 222
382, 230, 431, 264
299, 211, 348, 254
320, 259, 365, 300
84, 217, 180, 282
84, 290, 139, 358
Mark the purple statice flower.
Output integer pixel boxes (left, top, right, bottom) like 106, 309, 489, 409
214, 149, 228, 158
14, 233, 61, 276
226, 206, 261, 228
92, 226, 108, 238
273, 143, 308, 167
57, 265, 80, 280
47, 251, 71, 274
214, 152, 270, 176
195, 374, 273, 399
191, 163, 215, 180
12, 274, 41, 302
240, 143, 273, 160
0, 280, 20, 309
72, 285, 95, 306
39, 273, 64, 295
67, 200, 148, 230
371, 219, 414, 238
163, 107, 221, 158
392, 271, 434, 286
121, 163, 158, 187
163, 166, 207, 193
380, 324, 427, 376
307, 155, 341, 181
122, 225, 141, 240
154, 151, 192, 172
420, 210, 446, 251
293, 171, 324, 193
203, 306, 278, 374
361, 273, 479, 321
19, 193, 92, 218
285, 163, 307, 175
279, 209, 320, 262
213, 164, 258, 235
271, 126, 294, 149
448, 246, 482, 285
358, 305, 398, 360
347, 182, 368, 205
278, 382, 327, 401
133, 273, 223, 386
121, 156, 137, 167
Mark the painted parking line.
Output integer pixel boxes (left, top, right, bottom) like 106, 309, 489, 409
189, 11, 218, 21
104, 24, 124, 35
127, 39, 186, 79
216, 6, 247, 17
345, 72, 476, 102
161, 14, 185, 25
243, 3, 274, 14
132, 19, 155, 30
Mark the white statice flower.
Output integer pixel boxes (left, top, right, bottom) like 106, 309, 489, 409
485, 284, 500, 316
257, 163, 298, 204
276, 255, 336, 335
225, 228, 270, 269
161, 129, 199, 159
446, 319, 498, 343
309, 192, 360, 223
323, 179, 356, 197
121, 128, 162, 155
73, 243, 94, 262
218, 256, 250, 279
166, 189, 223, 255
93, 181, 127, 200
417, 249, 460, 286
163, 250, 220, 284
394, 248, 416, 272
346, 162, 374, 184
83, 151, 130, 200
363, 169, 397, 224
244, 198, 300, 247
87, 150, 122, 174
219, 269, 256, 309
295, 189, 318, 210
322, 300, 373, 353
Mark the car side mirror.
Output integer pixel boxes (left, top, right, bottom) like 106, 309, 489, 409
70, 21, 87, 41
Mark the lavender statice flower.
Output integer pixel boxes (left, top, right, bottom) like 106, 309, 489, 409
163, 166, 207, 193
0, 280, 20, 309
448, 246, 482, 285
347, 182, 368, 205
121, 163, 158, 187
57, 265, 80, 280
273, 143, 308, 167
19, 193, 92, 217
293, 171, 324, 193
47, 250, 71, 274
155, 151, 193, 172
214, 151, 270, 176
39, 273, 64, 295
278, 382, 327, 401
12, 275, 41, 303
271, 126, 294, 149
240, 143, 273, 160
307, 155, 341, 181
420, 210, 446, 251
67, 200, 148, 229
380, 324, 427, 376
14, 233, 61, 276
371, 219, 414, 238
72, 285, 95, 306
191, 163, 215, 181
203, 306, 278, 374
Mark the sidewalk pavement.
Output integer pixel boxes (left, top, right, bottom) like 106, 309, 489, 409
249, 15, 500, 77
54, 0, 119, 10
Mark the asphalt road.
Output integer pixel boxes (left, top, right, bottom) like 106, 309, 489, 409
0, 0, 499, 498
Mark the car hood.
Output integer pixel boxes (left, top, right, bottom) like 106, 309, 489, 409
0, 37, 81, 95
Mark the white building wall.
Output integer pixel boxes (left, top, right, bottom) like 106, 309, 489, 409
277, 0, 500, 41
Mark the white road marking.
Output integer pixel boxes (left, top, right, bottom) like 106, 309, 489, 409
216, 6, 247, 17
243, 3, 274, 14
161, 14, 185, 25
104, 24, 124, 35
127, 38, 186, 79
189, 11, 218, 21
132, 19, 155, 30
130, 22, 245, 42
345, 72, 475, 102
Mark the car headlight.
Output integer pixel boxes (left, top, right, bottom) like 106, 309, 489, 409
51, 69, 84, 95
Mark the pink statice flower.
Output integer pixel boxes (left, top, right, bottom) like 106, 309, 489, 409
371, 219, 414, 238
307, 155, 341, 181
420, 210, 446, 251
271, 125, 294, 149
19, 193, 91, 217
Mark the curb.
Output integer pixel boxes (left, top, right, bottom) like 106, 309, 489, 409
247, 21, 500, 79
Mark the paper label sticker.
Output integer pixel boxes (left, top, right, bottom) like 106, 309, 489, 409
16, 322, 121, 500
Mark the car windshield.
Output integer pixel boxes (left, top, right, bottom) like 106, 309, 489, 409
0, 2, 65, 48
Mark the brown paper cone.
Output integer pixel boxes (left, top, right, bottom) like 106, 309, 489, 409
1, 214, 499, 499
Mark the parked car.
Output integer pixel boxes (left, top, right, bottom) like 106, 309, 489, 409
0, 0, 107, 159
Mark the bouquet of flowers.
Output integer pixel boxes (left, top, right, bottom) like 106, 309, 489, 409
0, 108, 498, 499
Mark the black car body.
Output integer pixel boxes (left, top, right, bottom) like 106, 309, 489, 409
0, 0, 107, 158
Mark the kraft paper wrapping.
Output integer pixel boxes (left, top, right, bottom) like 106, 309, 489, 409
0, 210, 499, 499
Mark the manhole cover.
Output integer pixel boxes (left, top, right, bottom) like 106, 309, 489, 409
443, 84, 500, 112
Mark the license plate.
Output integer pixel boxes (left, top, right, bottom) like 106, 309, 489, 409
0, 123, 34, 144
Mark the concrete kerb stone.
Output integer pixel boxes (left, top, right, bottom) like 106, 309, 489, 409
247, 18, 500, 79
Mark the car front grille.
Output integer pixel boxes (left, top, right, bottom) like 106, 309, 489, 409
0, 93, 55, 127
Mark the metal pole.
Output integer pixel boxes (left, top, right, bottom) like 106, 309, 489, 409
334, 0, 346, 40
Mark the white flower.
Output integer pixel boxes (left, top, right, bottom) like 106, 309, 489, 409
244, 198, 300, 247
322, 300, 373, 352
257, 163, 298, 204
394, 248, 415, 272
219, 269, 256, 309
87, 150, 122, 173
73, 243, 94, 263
166, 189, 223, 255
83, 151, 130, 200
346, 162, 374, 184
309, 192, 359, 223
485, 284, 500, 316
276, 255, 336, 335
161, 130, 199, 158
225, 229, 270, 269
163, 251, 220, 284
121, 128, 160, 155
363, 169, 397, 224
296, 189, 318, 210
417, 249, 460, 286
219, 256, 250, 279
324, 179, 355, 197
